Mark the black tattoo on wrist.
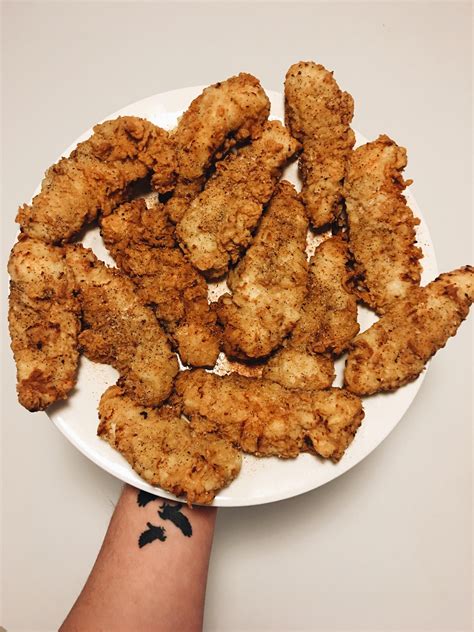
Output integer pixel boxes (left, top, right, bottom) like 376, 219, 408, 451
138, 522, 167, 548
136, 492, 193, 547
137, 490, 159, 507
159, 502, 192, 537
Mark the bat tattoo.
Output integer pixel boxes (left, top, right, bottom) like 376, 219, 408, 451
138, 522, 167, 548
158, 502, 193, 537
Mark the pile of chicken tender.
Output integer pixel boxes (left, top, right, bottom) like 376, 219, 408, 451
9, 62, 473, 504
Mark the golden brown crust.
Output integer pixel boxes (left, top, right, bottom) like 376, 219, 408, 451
344, 266, 474, 395
100, 199, 220, 367
263, 348, 335, 391
217, 181, 308, 359
176, 121, 300, 279
263, 236, 357, 390
17, 117, 176, 244
292, 236, 360, 355
176, 370, 364, 462
166, 73, 270, 223
74, 116, 177, 194
285, 61, 355, 227
174, 73, 270, 181
8, 238, 81, 411
98, 386, 242, 505
165, 182, 203, 225
65, 244, 178, 406
344, 135, 423, 313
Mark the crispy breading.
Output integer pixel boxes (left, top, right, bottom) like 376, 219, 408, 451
166, 73, 270, 223
217, 181, 308, 359
73, 116, 177, 193
17, 156, 126, 244
65, 245, 178, 406
100, 199, 220, 367
165, 182, 202, 225
176, 370, 364, 462
176, 121, 301, 279
293, 236, 359, 355
98, 386, 242, 505
344, 266, 474, 395
285, 61, 355, 227
17, 117, 176, 244
173, 73, 270, 182
263, 236, 357, 390
8, 238, 81, 411
263, 348, 335, 391
344, 135, 423, 313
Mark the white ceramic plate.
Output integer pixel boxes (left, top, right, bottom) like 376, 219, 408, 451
46, 86, 438, 507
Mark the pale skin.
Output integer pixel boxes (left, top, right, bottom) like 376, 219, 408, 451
60, 484, 217, 632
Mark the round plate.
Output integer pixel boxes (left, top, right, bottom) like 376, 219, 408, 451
47, 86, 438, 506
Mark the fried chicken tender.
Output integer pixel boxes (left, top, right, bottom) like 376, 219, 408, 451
176, 121, 301, 279
285, 61, 355, 228
100, 198, 220, 367
166, 73, 270, 223
344, 135, 423, 313
344, 266, 474, 395
98, 386, 242, 504
17, 117, 176, 244
176, 370, 364, 462
263, 236, 358, 390
8, 238, 81, 411
294, 236, 359, 354
65, 245, 178, 406
217, 181, 308, 359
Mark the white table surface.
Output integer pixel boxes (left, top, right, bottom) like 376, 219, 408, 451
1, 2, 472, 631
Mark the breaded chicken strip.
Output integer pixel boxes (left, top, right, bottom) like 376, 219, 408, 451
65, 245, 178, 406
344, 135, 423, 313
17, 117, 176, 244
8, 238, 80, 411
263, 236, 358, 390
285, 61, 355, 227
100, 199, 220, 367
293, 236, 359, 355
176, 121, 300, 279
176, 370, 364, 462
166, 73, 270, 223
217, 182, 308, 359
98, 386, 241, 504
344, 266, 474, 395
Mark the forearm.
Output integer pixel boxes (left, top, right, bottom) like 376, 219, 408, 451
61, 484, 217, 632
